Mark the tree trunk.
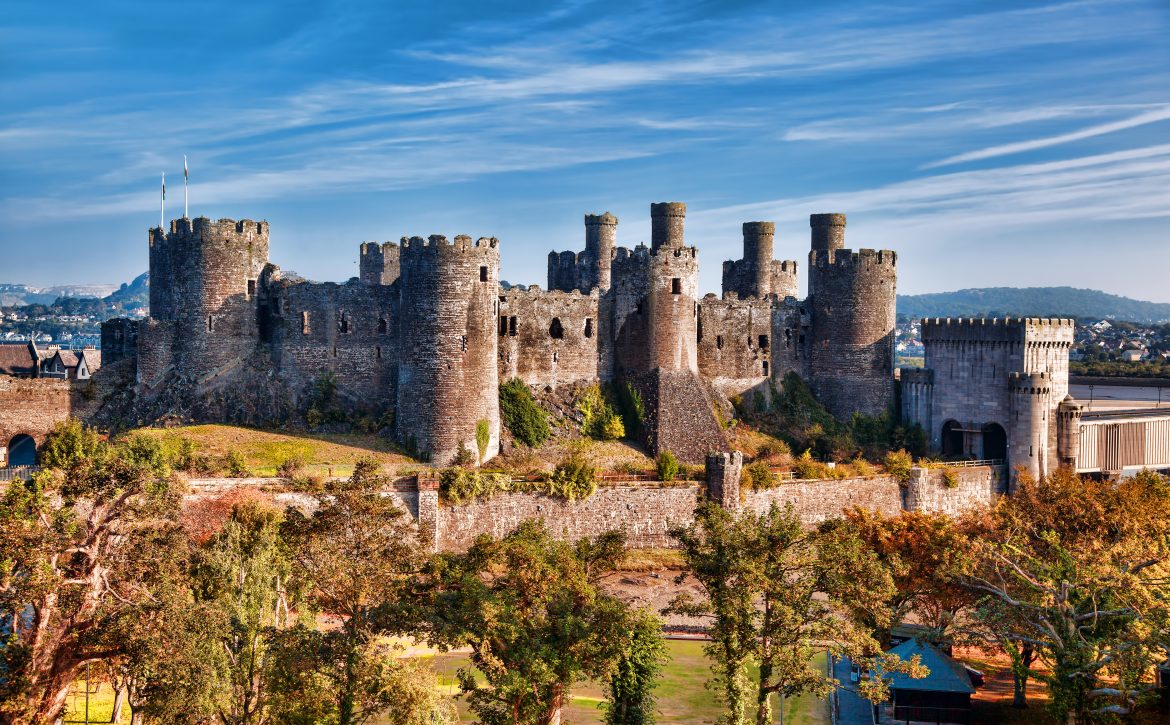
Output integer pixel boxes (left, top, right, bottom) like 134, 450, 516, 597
130, 712, 144, 725
540, 683, 565, 725
1012, 643, 1035, 708
111, 687, 127, 724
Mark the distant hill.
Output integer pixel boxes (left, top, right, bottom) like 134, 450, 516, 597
0, 282, 120, 307
898, 287, 1170, 324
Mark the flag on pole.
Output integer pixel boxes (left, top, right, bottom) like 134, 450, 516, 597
183, 155, 189, 218
184, 156, 188, 184
161, 172, 166, 229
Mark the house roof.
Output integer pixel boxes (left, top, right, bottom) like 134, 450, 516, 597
883, 639, 975, 694
55, 350, 80, 368
0, 343, 38, 376
79, 349, 101, 372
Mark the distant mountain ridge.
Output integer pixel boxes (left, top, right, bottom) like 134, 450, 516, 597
0, 282, 120, 307
898, 287, 1170, 324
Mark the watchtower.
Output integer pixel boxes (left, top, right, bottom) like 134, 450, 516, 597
396, 234, 501, 465
721, 221, 799, 299
806, 214, 897, 419
1009, 372, 1051, 484
583, 212, 617, 291
359, 241, 401, 286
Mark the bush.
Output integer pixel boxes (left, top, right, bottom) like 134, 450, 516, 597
452, 442, 476, 467
277, 455, 305, 479
224, 450, 249, 478
884, 449, 915, 484
941, 468, 959, 489
743, 460, 776, 489
792, 450, 837, 480
757, 438, 791, 462
499, 378, 551, 448
616, 380, 645, 438
475, 419, 491, 463
656, 451, 679, 482
39, 419, 106, 470
440, 467, 513, 504
548, 454, 598, 500
579, 384, 625, 440
305, 372, 346, 427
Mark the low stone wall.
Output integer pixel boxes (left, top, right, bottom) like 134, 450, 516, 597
743, 475, 904, 524
437, 483, 703, 551
904, 466, 1004, 516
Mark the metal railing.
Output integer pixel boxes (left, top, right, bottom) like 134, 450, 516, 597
0, 466, 40, 482
942, 458, 1005, 468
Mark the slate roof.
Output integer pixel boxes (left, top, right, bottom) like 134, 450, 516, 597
79, 349, 101, 373
883, 638, 976, 694
0, 343, 38, 376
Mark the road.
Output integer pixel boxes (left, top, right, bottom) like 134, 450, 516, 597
832, 655, 877, 725
1069, 384, 1170, 411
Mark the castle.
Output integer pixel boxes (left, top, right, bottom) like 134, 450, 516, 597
114, 203, 898, 466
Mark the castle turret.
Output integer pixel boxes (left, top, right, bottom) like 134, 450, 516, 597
810, 213, 846, 251
584, 212, 617, 291
359, 242, 401, 285
650, 202, 686, 252
648, 245, 700, 373
396, 234, 501, 465
1009, 371, 1051, 485
900, 367, 934, 437
806, 214, 897, 419
1056, 394, 1084, 469
721, 221, 799, 300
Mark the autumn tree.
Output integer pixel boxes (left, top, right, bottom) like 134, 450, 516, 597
274, 458, 448, 725
960, 469, 1170, 723
669, 501, 925, 725
604, 607, 668, 725
0, 421, 183, 725
405, 520, 643, 725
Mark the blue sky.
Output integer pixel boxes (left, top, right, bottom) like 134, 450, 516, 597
1, 0, 1168, 300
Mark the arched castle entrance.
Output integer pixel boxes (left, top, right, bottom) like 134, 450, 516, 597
7, 433, 36, 466
982, 423, 1007, 461
941, 420, 963, 457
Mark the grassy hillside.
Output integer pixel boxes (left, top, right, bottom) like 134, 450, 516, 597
898, 287, 1170, 323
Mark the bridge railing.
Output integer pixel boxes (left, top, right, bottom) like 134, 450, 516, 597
943, 458, 1005, 468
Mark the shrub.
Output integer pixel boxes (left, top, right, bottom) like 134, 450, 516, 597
579, 384, 625, 440
499, 378, 551, 448
39, 418, 106, 470
941, 468, 960, 489
744, 460, 776, 489
118, 433, 172, 477
656, 451, 679, 482
792, 450, 835, 480
452, 442, 476, 467
305, 372, 346, 427
224, 450, 249, 478
850, 457, 877, 477
884, 449, 915, 484
475, 419, 491, 463
757, 438, 791, 461
277, 455, 305, 479
440, 467, 513, 504
548, 454, 598, 500
616, 380, 645, 438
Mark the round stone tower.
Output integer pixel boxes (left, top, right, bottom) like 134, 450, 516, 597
584, 212, 617, 291
1056, 394, 1084, 469
741, 221, 775, 297
147, 217, 270, 376
810, 213, 846, 251
1009, 372, 1051, 484
650, 202, 686, 252
648, 245, 700, 373
806, 214, 897, 419
396, 234, 500, 465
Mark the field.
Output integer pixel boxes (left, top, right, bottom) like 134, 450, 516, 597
65, 639, 830, 724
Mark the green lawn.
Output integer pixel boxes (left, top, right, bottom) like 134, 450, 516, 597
65, 639, 830, 724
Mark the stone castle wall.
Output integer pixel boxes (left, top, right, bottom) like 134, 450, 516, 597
497, 287, 604, 389
0, 375, 111, 462
697, 294, 773, 384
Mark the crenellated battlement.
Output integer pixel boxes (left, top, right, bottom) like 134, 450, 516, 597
1009, 371, 1051, 394
809, 248, 897, 268
900, 367, 934, 385
398, 234, 500, 257
501, 285, 599, 302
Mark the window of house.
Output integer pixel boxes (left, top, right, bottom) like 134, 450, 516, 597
549, 318, 564, 339
584, 318, 594, 338
671, 278, 681, 295
480, 266, 488, 282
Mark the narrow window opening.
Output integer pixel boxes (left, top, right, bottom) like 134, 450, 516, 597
480, 266, 488, 282
716, 335, 724, 350
584, 318, 594, 338
332, 346, 338, 357
671, 278, 681, 295
499, 316, 508, 336
697, 319, 703, 342
302, 311, 311, 335
784, 329, 792, 348
758, 334, 769, 350
339, 313, 350, 334
207, 315, 214, 332
798, 334, 805, 345
247, 279, 256, 299
763, 360, 769, 376
553, 351, 559, 363
509, 316, 517, 336
376, 346, 382, 359
549, 318, 564, 339
461, 335, 467, 352
636, 301, 643, 315
378, 318, 388, 334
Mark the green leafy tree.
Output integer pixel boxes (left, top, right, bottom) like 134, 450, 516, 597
194, 498, 292, 725
276, 460, 433, 725
499, 378, 551, 448
0, 420, 183, 724
669, 501, 924, 725
655, 451, 679, 482
405, 520, 634, 725
604, 608, 667, 725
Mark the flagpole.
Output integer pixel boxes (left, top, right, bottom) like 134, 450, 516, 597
183, 155, 189, 219
161, 172, 166, 229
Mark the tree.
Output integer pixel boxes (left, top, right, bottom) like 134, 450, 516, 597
406, 520, 636, 725
194, 497, 292, 725
960, 469, 1170, 723
604, 608, 667, 725
830, 509, 975, 648
275, 459, 438, 725
669, 501, 925, 725
0, 421, 183, 724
